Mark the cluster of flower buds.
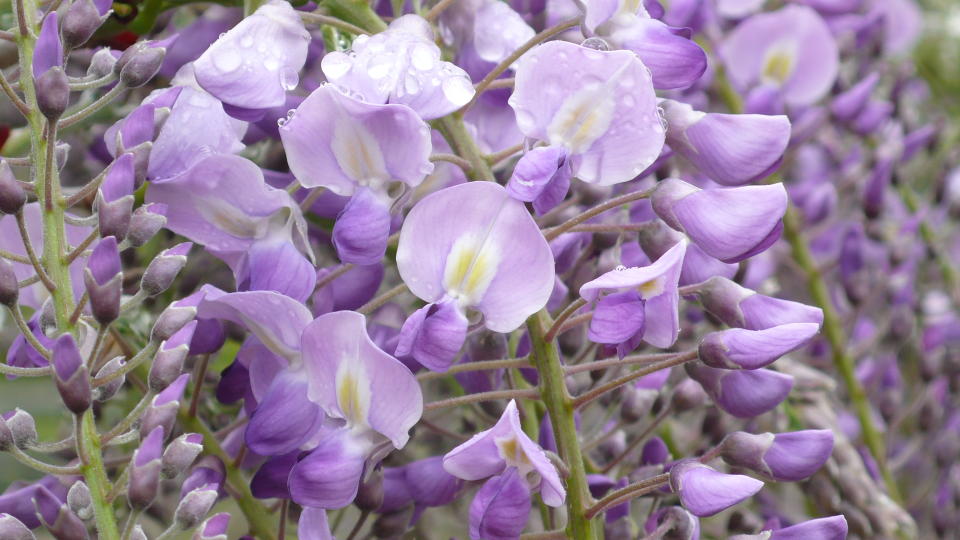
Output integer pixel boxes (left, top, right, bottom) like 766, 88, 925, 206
0, 0, 954, 538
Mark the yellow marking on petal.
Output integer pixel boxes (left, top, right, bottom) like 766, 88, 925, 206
495, 435, 531, 469
443, 234, 501, 306
761, 44, 796, 86
336, 362, 371, 427
547, 57, 634, 153
638, 276, 666, 299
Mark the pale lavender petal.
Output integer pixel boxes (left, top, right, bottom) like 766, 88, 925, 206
243, 238, 317, 303
397, 182, 554, 332
473, 2, 535, 64
588, 291, 646, 344
509, 41, 665, 185
613, 18, 707, 90
670, 460, 763, 517
300, 311, 422, 448
279, 85, 433, 193
332, 188, 391, 265
289, 430, 367, 509
404, 457, 464, 507
197, 290, 313, 361
298, 507, 334, 540
193, 0, 309, 109
245, 370, 323, 455
769, 515, 847, 540
395, 301, 469, 372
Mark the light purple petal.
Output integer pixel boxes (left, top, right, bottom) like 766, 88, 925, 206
769, 515, 847, 540
397, 182, 555, 332
509, 40, 665, 185
193, 0, 309, 109
671, 460, 763, 517
298, 507, 335, 540
243, 238, 317, 303
245, 370, 323, 456
395, 301, 469, 372
473, 2, 535, 64
698, 323, 821, 370
289, 429, 367, 509
469, 469, 532, 540
279, 85, 433, 193
588, 291, 646, 344
333, 188, 391, 265
300, 311, 422, 448
763, 429, 834, 481
613, 18, 707, 90
197, 290, 313, 361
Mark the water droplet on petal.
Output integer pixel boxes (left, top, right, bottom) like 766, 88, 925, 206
615, 265, 627, 271
441, 76, 474, 107
213, 49, 243, 72
281, 68, 299, 91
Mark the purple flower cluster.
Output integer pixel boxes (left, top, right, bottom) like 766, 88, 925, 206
0, 0, 953, 538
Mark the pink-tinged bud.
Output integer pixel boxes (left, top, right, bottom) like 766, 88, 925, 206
193, 512, 230, 540
66, 481, 92, 520
141, 242, 191, 296
36, 66, 70, 120
52, 335, 92, 415
148, 321, 196, 392
96, 154, 136, 240
175, 486, 218, 530
0, 161, 26, 215
3, 409, 37, 449
127, 203, 167, 247
93, 356, 125, 401
114, 42, 165, 86
0, 258, 18, 306
33, 486, 87, 540
84, 237, 122, 325
720, 430, 834, 482
129, 426, 165, 510
162, 433, 203, 479
140, 374, 189, 437
62, 0, 107, 50
698, 323, 821, 370
669, 459, 763, 517
0, 513, 34, 540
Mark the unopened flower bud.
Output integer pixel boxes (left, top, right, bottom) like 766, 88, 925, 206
149, 321, 196, 392
685, 362, 794, 418
669, 459, 763, 517
0, 258, 19, 306
129, 426, 165, 510
0, 161, 26, 215
194, 512, 230, 540
671, 378, 708, 413
621, 386, 656, 423
84, 237, 122, 325
0, 414, 14, 451
645, 507, 700, 540
117, 43, 166, 88
0, 513, 35, 540
151, 290, 203, 342
162, 433, 203, 479
62, 0, 106, 50
39, 298, 57, 335
3, 409, 37, 449
141, 374, 189, 437
34, 486, 88, 540
127, 203, 166, 247
93, 356, 125, 401
52, 335, 92, 414
87, 47, 117, 78
66, 481, 92, 520
581, 37, 610, 51
698, 323, 821, 370
175, 486, 218, 530
36, 67, 70, 120
720, 430, 834, 482
141, 242, 191, 296
373, 506, 414, 538
96, 155, 135, 240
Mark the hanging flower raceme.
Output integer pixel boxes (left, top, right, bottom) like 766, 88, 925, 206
146, 154, 316, 301
506, 40, 665, 211
579, 239, 687, 357
279, 84, 434, 264
193, 0, 310, 118
321, 14, 476, 120
580, 0, 708, 89
720, 5, 838, 110
443, 400, 565, 539
395, 182, 555, 371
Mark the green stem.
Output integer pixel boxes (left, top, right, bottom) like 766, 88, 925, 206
527, 310, 598, 540
782, 206, 901, 503
433, 114, 496, 181
78, 411, 122, 540
321, 0, 388, 33
180, 414, 278, 540
15, 0, 76, 332
896, 183, 960, 306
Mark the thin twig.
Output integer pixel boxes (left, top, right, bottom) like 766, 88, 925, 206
15, 211, 57, 291
64, 228, 99, 264
299, 186, 327, 212
430, 153, 473, 173
542, 188, 654, 241
601, 405, 673, 474
544, 298, 586, 342
416, 357, 530, 381
564, 351, 685, 375
424, 0, 457, 21
60, 84, 127, 129
583, 474, 671, 519
9, 445, 81, 475
314, 264, 355, 291
357, 283, 408, 315
424, 388, 539, 411
573, 351, 698, 409
485, 142, 524, 166
7, 304, 51, 359
0, 69, 29, 116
